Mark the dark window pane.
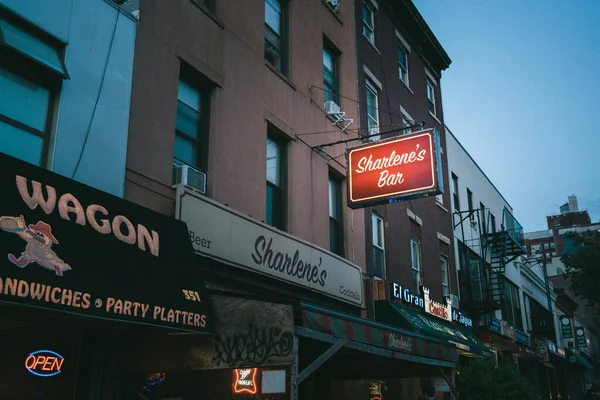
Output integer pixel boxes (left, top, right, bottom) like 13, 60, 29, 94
323, 47, 339, 104
373, 246, 385, 278
0, 120, 43, 165
0, 67, 49, 132
174, 134, 197, 166
176, 100, 200, 140
330, 218, 343, 256
266, 182, 283, 229
264, 26, 282, 71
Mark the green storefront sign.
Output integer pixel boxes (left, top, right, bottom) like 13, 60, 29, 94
560, 316, 573, 339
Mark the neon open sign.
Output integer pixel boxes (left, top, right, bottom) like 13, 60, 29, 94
25, 350, 64, 377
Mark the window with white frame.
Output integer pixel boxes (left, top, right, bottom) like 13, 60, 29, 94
441, 255, 450, 297
398, 43, 408, 84
365, 80, 379, 140
410, 238, 421, 290
426, 78, 436, 115
372, 213, 385, 279
264, 0, 289, 75
400, 105, 413, 135
362, 1, 375, 44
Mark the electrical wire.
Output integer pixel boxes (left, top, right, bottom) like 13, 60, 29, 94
295, 120, 420, 137
310, 84, 420, 128
71, 6, 121, 179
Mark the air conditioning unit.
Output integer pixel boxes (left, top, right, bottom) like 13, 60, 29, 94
447, 294, 460, 308
326, 0, 340, 12
324, 100, 341, 115
173, 164, 207, 194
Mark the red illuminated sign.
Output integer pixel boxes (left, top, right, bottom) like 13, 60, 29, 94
347, 129, 441, 208
233, 368, 258, 394
369, 381, 383, 400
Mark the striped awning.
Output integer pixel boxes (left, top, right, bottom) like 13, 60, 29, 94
299, 303, 458, 367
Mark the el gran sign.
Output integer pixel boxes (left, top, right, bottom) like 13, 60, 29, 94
347, 129, 443, 208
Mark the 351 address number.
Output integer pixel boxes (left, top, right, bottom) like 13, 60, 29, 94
182, 290, 202, 302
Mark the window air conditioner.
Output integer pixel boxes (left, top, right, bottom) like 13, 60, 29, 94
326, 0, 340, 12
324, 100, 341, 115
447, 294, 460, 308
173, 164, 207, 194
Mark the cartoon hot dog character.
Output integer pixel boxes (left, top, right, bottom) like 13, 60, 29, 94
0, 215, 71, 276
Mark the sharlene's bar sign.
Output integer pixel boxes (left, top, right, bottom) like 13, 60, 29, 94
347, 129, 443, 208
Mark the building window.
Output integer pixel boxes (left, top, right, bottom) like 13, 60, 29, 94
524, 294, 532, 331
452, 173, 460, 212
365, 80, 379, 140
266, 136, 286, 229
329, 174, 344, 256
362, 1, 375, 44
441, 255, 450, 297
550, 242, 555, 249
0, 11, 69, 167
502, 280, 523, 330
467, 188, 474, 220
372, 213, 385, 279
174, 76, 210, 173
323, 43, 340, 105
480, 202, 486, 233
398, 43, 408, 84
400, 105, 414, 135
491, 213, 496, 233
546, 253, 552, 263
410, 238, 421, 290
426, 79, 436, 115
264, 0, 288, 75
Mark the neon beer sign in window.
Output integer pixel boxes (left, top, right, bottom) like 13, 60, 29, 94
233, 368, 258, 394
25, 350, 64, 377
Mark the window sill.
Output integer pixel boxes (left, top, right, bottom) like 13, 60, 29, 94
363, 34, 381, 55
189, 0, 224, 29
265, 61, 297, 91
429, 110, 442, 125
400, 78, 414, 94
322, 0, 343, 24
436, 201, 448, 213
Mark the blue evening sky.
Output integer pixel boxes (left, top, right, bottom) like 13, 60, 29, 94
413, 0, 600, 232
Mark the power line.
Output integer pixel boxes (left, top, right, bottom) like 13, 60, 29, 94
71, 5, 121, 179
310, 120, 425, 150
295, 121, 420, 137
309, 84, 419, 126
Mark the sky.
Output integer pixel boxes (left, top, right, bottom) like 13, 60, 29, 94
412, 0, 600, 232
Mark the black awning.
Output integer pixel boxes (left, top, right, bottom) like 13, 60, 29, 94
0, 152, 213, 333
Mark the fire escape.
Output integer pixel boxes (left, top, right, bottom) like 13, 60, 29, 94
454, 207, 526, 317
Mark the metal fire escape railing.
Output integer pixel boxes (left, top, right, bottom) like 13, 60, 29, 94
454, 207, 526, 316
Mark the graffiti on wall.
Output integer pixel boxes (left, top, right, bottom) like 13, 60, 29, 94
189, 296, 294, 369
